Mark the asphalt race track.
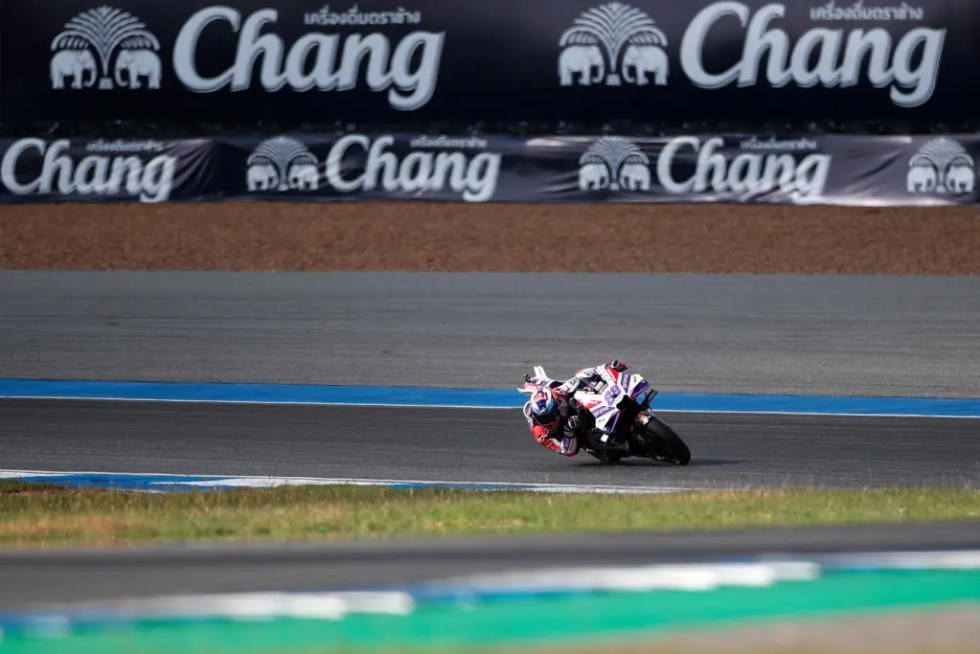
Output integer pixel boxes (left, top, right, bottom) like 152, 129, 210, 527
1, 271, 978, 611
3, 271, 979, 397
2, 521, 979, 609
3, 400, 979, 489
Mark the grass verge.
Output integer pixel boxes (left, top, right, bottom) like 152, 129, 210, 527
0, 483, 977, 549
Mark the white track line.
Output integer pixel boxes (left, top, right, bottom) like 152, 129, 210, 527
0, 469, 691, 494
2, 394, 979, 419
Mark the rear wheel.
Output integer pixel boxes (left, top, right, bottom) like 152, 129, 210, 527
585, 448, 622, 464
634, 415, 691, 465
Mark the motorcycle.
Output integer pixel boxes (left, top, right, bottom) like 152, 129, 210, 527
518, 363, 691, 465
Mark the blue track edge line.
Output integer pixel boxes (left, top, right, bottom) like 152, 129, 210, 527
1, 378, 979, 418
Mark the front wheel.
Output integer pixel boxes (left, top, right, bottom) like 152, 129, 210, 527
634, 414, 691, 465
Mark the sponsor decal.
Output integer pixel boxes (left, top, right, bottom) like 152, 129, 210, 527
657, 136, 831, 199
577, 135, 829, 200
173, 5, 444, 110
50, 6, 162, 91
245, 135, 501, 202
578, 137, 651, 191
810, 1, 926, 22
906, 137, 975, 194
1, 139, 177, 203
559, 2, 668, 87
246, 137, 319, 191
303, 4, 423, 26
683, 2, 945, 108
562, 1, 945, 108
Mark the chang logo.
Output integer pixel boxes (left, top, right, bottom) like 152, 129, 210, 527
657, 136, 831, 200
173, 5, 444, 111
0, 139, 177, 203
559, 2, 668, 87
246, 137, 319, 192
50, 6, 161, 91
578, 137, 651, 191
244, 135, 501, 201
682, 2, 943, 107
907, 138, 975, 195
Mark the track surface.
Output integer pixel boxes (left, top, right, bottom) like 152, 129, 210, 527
3, 400, 978, 489
2, 522, 979, 609
2, 271, 979, 613
2, 272, 979, 397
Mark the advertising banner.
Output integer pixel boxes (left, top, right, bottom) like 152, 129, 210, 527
0, 137, 217, 203
216, 132, 980, 205
216, 134, 527, 203
524, 133, 980, 205
3, 132, 978, 206
2, 0, 977, 127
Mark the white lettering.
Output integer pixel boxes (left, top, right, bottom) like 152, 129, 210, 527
286, 33, 342, 93
324, 134, 500, 202
325, 134, 370, 191
680, 1, 945, 107
389, 33, 444, 110
366, 135, 400, 191
890, 28, 944, 107
0, 139, 176, 203
1, 138, 45, 194
681, 1, 747, 89
173, 7, 444, 110
657, 136, 698, 194
235, 9, 288, 91
657, 136, 830, 199
39, 141, 76, 194
792, 29, 843, 88
173, 6, 241, 93
740, 4, 792, 88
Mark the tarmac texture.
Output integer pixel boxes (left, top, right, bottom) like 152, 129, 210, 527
2, 271, 979, 397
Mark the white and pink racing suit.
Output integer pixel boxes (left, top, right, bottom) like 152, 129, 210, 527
523, 362, 626, 456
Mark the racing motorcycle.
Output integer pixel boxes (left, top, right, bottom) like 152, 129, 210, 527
518, 363, 691, 465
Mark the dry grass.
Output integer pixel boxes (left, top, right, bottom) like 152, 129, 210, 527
1, 483, 977, 549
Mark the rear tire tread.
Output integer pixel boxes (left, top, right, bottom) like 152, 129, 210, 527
637, 415, 691, 465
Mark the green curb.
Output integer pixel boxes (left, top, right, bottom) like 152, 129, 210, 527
4, 570, 979, 654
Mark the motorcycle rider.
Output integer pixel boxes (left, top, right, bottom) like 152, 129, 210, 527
523, 360, 629, 457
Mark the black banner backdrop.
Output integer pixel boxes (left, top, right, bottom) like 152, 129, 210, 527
2, 0, 978, 127
2, 133, 978, 205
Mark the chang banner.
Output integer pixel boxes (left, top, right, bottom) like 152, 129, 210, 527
3, 132, 980, 205
524, 133, 980, 205
215, 133, 534, 202
1, 0, 977, 126
213, 132, 980, 205
0, 138, 217, 203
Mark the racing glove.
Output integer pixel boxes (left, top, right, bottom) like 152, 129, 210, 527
567, 411, 595, 434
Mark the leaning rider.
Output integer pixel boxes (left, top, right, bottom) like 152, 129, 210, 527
523, 360, 629, 457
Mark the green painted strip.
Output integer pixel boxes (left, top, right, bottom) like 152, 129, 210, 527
4, 570, 980, 653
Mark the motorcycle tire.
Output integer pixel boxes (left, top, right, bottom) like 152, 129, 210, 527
585, 448, 623, 464
635, 415, 691, 466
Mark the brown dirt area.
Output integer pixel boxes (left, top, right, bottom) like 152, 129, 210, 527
0, 202, 978, 274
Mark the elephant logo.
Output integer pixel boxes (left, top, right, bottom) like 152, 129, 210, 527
115, 49, 161, 89
578, 137, 650, 192
51, 6, 161, 91
907, 138, 975, 195
247, 137, 320, 192
559, 2, 668, 87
